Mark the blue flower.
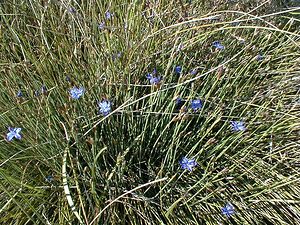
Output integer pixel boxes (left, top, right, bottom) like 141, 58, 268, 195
231, 121, 246, 132
212, 41, 225, 50
112, 52, 122, 61
191, 99, 203, 111
17, 90, 23, 97
179, 156, 197, 171
68, 7, 76, 14
146, 70, 161, 85
98, 21, 105, 30
152, 68, 157, 75
66, 76, 71, 82
190, 68, 198, 75
105, 11, 112, 19
45, 175, 54, 182
147, 75, 161, 85
98, 100, 112, 116
69, 87, 85, 99
176, 97, 182, 105
221, 203, 235, 217
256, 54, 264, 61
175, 66, 182, 74
6, 127, 22, 141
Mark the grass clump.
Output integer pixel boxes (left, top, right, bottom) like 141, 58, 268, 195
0, 0, 300, 224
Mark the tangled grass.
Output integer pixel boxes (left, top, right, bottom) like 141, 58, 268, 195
0, 0, 300, 224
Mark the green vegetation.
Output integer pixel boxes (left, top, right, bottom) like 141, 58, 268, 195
0, 1, 300, 224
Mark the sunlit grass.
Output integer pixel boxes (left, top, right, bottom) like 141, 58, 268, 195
0, 0, 300, 224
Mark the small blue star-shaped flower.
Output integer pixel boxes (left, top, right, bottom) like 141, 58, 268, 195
17, 90, 23, 97
98, 21, 105, 30
256, 54, 264, 61
179, 156, 197, 171
191, 99, 203, 111
212, 41, 225, 50
6, 127, 22, 141
146, 70, 161, 85
175, 66, 182, 74
98, 100, 112, 116
105, 11, 112, 19
221, 203, 235, 217
69, 87, 85, 99
231, 121, 246, 132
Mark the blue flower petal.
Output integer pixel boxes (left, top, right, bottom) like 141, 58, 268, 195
146, 73, 152, 79
190, 68, 198, 75
17, 90, 23, 97
15, 133, 22, 140
6, 132, 15, 141
98, 22, 105, 30
146, 71, 161, 85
